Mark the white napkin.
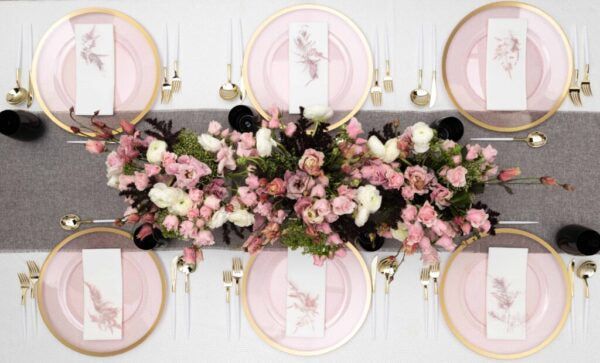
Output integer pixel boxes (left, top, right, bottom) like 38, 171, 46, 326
75, 24, 115, 116
486, 19, 527, 111
285, 248, 326, 337
486, 247, 528, 340
288, 22, 328, 114
82, 248, 123, 340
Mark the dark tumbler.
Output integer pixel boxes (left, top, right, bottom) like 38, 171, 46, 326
228, 105, 258, 133
557, 224, 600, 255
0, 109, 44, 141
431, 116, 464, 141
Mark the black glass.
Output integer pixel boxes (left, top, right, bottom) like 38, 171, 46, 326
557, 224, 600, 256
431, 116, 464, 141
133, 224, 169, 250
357, 232, 385, 252
228, 105, 258, 133
0, 109, 44, 140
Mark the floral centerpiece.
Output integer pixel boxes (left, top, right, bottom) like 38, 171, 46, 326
80, 107, 571, 265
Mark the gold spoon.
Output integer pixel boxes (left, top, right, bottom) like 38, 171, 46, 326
6, 68, 28, 105
470, 131, 548, 148
410, 69, 430, 106
219, 64, 239, 100
377, 255, 400, 338
577, 260, 597, 298
177, 255, 197, 337
59, 214, 117, 231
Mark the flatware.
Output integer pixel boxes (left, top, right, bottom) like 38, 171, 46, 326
223, 270, 233, 339
232, 257, 244, 339
220, 19, 239, 100
237, 19, 246, 101
161, 24, 172, 104
370, 30, 382, 106
7, 25, 28, 106
569, 259, 576, 343
27, 24, 34, 108
66, 140, 117, 144
569, 26, 582, 106
170, 255, 180, 339
410, 25, 430, 107
497, 221, 539, 225
428, 24, 437, 108
26, 260, 40, 335
177, 255, 196, 338
377, 255, 399, 339
429, 262, 440, 338
59, 214, 118, 231
420, 265, 431, 336
581, 25, 592, 96
383, 27, 393, 93
17, 272, 29, 338
470, 131, 547, 148
577, 260, 596, 339
370, 255, 378, 339
171, 24, 181, 94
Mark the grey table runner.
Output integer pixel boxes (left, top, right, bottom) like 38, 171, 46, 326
0, 109, 597, 252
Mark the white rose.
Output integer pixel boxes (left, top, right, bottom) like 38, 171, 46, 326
168, 190, 193, 216
227, 209, 255, 227
367, 135, 400, 163
107, 175, 120, 189
391, 222, 409, 242
411, 122, 434, 154
356, 185, 382, 213
304, 105, 334, 122
197, 134, 222, 153
256, 128, 277, 157
148, 183, 179, 208
208, 207, 229, 229
354, 207, 370, 227
146, 140, 168, 164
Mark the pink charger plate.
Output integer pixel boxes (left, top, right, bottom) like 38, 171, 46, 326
244, 4, 372, 130
441, 229, 570, 359
38, 227, 165, 356
443, 2, 572, 132
33, 8, 160, 135
242, 244, 371, 356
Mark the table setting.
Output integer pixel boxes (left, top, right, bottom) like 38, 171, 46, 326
1, 1, 600, 362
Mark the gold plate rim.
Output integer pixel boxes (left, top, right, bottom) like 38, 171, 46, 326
241, 243, 371, 356
441, 1, 572, 133
243, 4, 373, 132
439, 228, 571, 360
37, 227, 166, 357
32, 7, 161, 137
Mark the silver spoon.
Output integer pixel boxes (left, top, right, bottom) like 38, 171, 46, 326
470, 131, 548, 148
59, 214, 117, 231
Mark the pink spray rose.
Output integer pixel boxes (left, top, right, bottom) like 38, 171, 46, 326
194, 230, 215, 246
417, 201, 437, 227
332, 196, 356, 215
401, 204, 418, 224
85, 140, 105, 154
298, 149, 325, 176
346, 117, 363, 139
134, 171, 150, 191
405, 166, 434, 194
238, 186, 258, 207
481, 145, 498, 163
284, 122, 297, 137
446, 166, 468, 188
430, 184, 453, 208
498, 167, 521, 182
465, 144, 481, 161
207, 120, 222, 135
266, 178, 286, 196
466, 208, 489, 229
163, 214, 179, 231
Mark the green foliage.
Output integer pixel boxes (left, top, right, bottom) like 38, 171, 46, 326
280, 219, 341, 257
122, 163, 138, 176
172, 130, 218, 177
155, 209, 181, 239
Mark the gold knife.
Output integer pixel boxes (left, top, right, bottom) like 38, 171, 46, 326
370, 255, 378, 339
569, 259, 575, 343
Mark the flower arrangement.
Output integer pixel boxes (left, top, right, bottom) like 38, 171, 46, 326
81, 107, 571, 265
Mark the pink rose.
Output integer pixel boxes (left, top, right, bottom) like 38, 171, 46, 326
284, 122, 297, 137
406, 222, 425, 246
401, 186, 416, 201
207, 120, 222, 135
465, 144, 481, 161
203, 195, 221, 210
498, 167, 521, 182
266, 178, 286, 196
430, 184, 453, 208
441, 140, 456, 151
194, 230, 215, 246
431, 219, 454, 238
245, 174, 260, 189
144, 163, 161, 177
118, 174, 135, 191
199, 205, 213, 220
446, 166, 468, 188
189, 188, 203, 203
332, 196, 356, 215
417, 201, 437, 227
134, 171, 150, 191
346, 117, 363, 139
466, 208, 489, 229
405, 166, 434, 194
385, 169, 404, 190
85, 140, 105, 154
481, 145, 498, 163
401, 205, 418, 224
179, 220, 196, 239
238, 186, 258, 207
298, 149, 325, 176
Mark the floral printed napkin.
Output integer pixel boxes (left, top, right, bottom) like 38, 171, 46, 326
82, 248, 123, 340
75, 24, 115, 115
288, 22, 328, 114
285, 248, 326, 337
485, 19, 527, 111
486, 247, 528, 340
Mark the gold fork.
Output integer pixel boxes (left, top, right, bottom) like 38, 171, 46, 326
371, 69, 382, 106
383, 60, 393, 93
582, 64, 592, 96
18, 272, 30, 306
420, 266, 431, 336
429, 262, 440, 338
172, 61, 181, 94
26, 261, 40, 299
223, 270, 233, 339
232, 257, 243, 339
161, 66, 172, 104
569, 26, 582, 106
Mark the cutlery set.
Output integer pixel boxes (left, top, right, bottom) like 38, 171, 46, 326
17, 260, 41, 338
369, 254, 401, 339
569, 25, 593, 106
219, 19, 246, 102
170, 249, 198, 339
370, 27, 394, 106
471, 131, 548, 148
419, 262, 442, 338
6, 24, 35, 108
223, 257, 244, 340
161, 24, 182, 104
571, 259, 597, 340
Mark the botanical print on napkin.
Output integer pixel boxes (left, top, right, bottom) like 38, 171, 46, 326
75, 24, 115, 116
82, 248, 123, 340
285, 248, 326, 337
289, 22, 328, 114
486, 247, 528, 340
486, 19, 527, 111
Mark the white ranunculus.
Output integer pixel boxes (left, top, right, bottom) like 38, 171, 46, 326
411, 122, 434, 153
148, 183, 179, 208
107, 175, 120, 189
367, 135, 400, 163
227, 209, 255, 227
208, 207, 229, 229
356, 185, 382, 213
354, 207, 370, 227
256, 128, 277, 157
304, 105, 334, 122
391, 222, 409, 242
168, 190, 193, 216
146, 140, 168, 164
197, 134, 222, 153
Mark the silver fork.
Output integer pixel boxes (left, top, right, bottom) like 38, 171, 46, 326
18, 273, 30, 338
223, 270, 233, 340
26, 261, 40, 334
420, 266, 431, 337
232, 257, 243, 339
429, 262, 440, 338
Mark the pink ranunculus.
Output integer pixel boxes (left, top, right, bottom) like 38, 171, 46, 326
430, 184, 453, 208
332, 196, 356, 215
144, 163, 161, 177
238, 186, 258, 207
417, 201, 438, 227
401, 205, 418, 223
179, 220, 196, 239
85, 140, 105, 154
194, 230, 215, 246
284, 122, 297, 137
498, 167, 521, 182
404, 166, 434, 194
285, 170, 314, 199
481, 145, 498, 163
216, 145, 236, 174
120, 120, 136, 135
466, 208, 489, 229
446, 166, 468, 188
207, 120, 222, 135
465, 144, 481, 161
183, 246, 196, 264
266, 178, 286, 196
435, 235, 456, 251
188, 188, 204, 203
346, 117, 363, 139
298, 148, 325, 176
199, 205, 213, 220
203, 195, 221, 210
385, 169, 404, 190
134, 171, 150, 191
